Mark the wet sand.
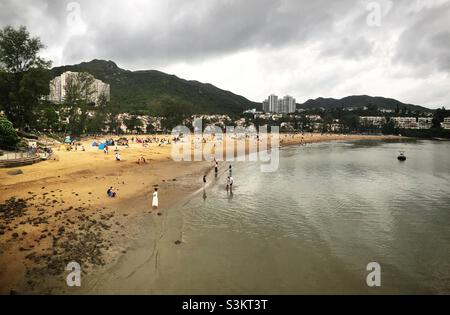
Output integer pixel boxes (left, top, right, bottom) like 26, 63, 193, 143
0, 136, 212, 294
0, 133, 401, 294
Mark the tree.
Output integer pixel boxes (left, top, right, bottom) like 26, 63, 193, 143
322, 114, 334, 133
124, 115, 143, 133
105, 107, 122, 134
0, 116, 20, 149
341, 115, 361, 133
32, 102, 60, 132
64, 72, 95, 106
63, 72, 96, 134
41, 106, 60, 131
0, 26, 51, 129
433, 106, 449, 128
86, 93, 109, 133
381, 120, 398, 135
155, 96, 194, 131
146, 122, 155, 134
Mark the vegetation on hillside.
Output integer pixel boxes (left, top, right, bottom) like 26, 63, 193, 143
50, 59, 258, 116
298, 95, 431, 112
0, 25, 448, 140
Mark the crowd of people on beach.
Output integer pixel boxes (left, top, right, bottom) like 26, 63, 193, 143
76, 135, 244, 212
60, 143, 86, 152
131, 136, 171, 147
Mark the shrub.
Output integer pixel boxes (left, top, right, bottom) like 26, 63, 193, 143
0, 116, 20, 149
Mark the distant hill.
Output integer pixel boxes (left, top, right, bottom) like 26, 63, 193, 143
50, 59, 259, 115
298, 95, 432, 112
50, 60, 432, 115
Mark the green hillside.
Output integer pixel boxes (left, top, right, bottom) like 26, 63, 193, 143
50, 59, 259, 116
49, 60, 433, 116
298, 95, 431, 112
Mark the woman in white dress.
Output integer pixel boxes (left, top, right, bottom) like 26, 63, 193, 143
152, 188, 159, 209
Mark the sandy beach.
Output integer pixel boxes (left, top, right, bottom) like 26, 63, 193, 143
0, 133, 401, 294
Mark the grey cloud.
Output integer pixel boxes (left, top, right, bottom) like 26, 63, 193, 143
0, 0, 389, 67
55, 0, 361, 67
1, 0, 449, 108
394, 2, 450, 74
319, 36, 375, 60
1, 0, 449, 71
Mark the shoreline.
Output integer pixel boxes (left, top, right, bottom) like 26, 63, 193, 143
0, 133, 403, 294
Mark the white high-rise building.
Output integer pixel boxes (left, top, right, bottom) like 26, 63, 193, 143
268, 94, 278, 113
49, 71, 110, 104
282, 95, 296, 113
262, 94, 296, 113
262, 99, 270, 112
277, 99, 283, 113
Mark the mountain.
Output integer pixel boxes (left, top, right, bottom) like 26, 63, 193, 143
50, 59, 259, 115
298, 95, 432, 112
50, 60, 432, 115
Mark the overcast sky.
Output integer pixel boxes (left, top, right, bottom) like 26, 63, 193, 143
1, 0, 449, 108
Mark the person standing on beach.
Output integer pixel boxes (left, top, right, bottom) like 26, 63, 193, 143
152, 188, 159, 209
229, 165, 232, 176
203, 175, 207, 185
215, 161, 218, 176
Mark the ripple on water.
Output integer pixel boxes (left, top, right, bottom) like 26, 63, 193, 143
174, 140, 450, 293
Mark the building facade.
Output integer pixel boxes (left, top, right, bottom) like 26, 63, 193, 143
262, 100, 270, 113
268, 94, 278, 113
49, 71, 110, 104
390, 117, 433, 130
282, 95, 296, 113
391, 117, 418, 129
441, 117, 450, 130
417, 117, 433, 130
360, 116, 387, 127
262, 94, 296, 114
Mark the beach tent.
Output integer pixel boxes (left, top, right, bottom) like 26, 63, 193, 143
64, 136, 71, 144
98, 143, 106, 150
92, 140, 98, 147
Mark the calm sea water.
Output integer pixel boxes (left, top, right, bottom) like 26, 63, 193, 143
85, 140, 450, 294
151, 140, 450, 294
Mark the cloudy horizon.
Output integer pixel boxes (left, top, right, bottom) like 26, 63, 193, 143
1, 0, 449, 108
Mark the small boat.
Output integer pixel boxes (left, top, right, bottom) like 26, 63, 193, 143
397, 151, 406, 161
